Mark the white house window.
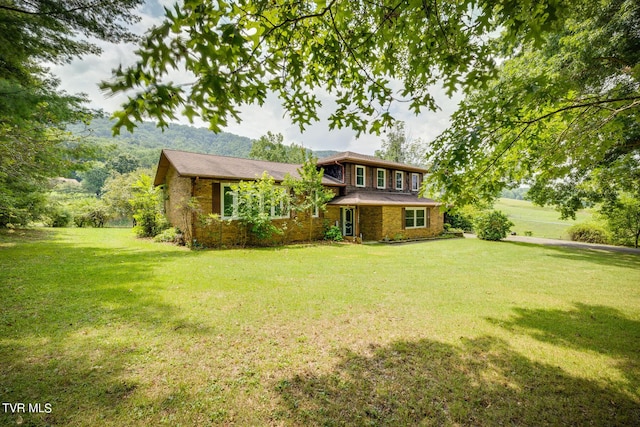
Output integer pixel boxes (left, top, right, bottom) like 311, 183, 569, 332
222, 184, 289, 219
411, 173, 420, 191
405, 208, 428, 229
355, 165, 366, 187
395, 171, 403, 190
222, 184, 237, 218
271, 197, 289, 219
377, 168, 386, 189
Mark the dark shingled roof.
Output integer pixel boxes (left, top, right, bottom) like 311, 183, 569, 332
317, 151, 428, 173
154, 149, 344, 186
328, 191, 440, 206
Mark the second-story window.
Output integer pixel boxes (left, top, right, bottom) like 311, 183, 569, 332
395, 171, 403, 190
355, 165, 366, 187
411, 173, 420, 191
377, 169, 386, 189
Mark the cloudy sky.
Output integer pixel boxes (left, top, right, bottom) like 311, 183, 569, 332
50, 0, 461, 155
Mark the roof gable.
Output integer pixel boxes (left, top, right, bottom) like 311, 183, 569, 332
154, 150, 344, 186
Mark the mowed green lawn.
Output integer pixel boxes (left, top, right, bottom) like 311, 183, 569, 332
494, 198, 594, 240
1, 228, 639, 426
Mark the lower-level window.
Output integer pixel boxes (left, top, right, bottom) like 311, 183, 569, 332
405, 208, 428, 229
223, 184, 236, 218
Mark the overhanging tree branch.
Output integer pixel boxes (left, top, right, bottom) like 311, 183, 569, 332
514, 95, 640, 125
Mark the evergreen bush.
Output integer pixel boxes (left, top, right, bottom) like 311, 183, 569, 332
567, 223, 610, 244
473, 210, 513, 241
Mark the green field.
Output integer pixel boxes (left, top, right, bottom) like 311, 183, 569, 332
494, 198, 594, 240
1, 228, 639, 425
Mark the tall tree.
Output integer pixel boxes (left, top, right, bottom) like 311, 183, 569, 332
107, 153, 140, 175
284, 157, 335, 242
375, 121, 428, 166
101, 0, 638, 221
425, 0, 640, 214
375, 122, 407, 163
0, 0, 143, 226
249, 132, 307, 163
101, 0, 575, 134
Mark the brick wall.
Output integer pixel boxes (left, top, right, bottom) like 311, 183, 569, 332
163, 170, 443, 246
164, 167, 193, 234
359, 206, 383, 241
380, 206, 444, 240
188, 178, 341, 247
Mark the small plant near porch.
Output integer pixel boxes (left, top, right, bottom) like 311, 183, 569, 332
323, 223, 343, 241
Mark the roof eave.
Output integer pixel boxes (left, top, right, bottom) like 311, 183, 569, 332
317, 155, 428, 173
160, 171, 346, 187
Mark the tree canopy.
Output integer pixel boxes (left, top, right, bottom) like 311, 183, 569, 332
101, 0, 638, 223
425, 0, 639, 215
374, 121, 427, 167
249, 132, 308, 163
102, 0, 575, 134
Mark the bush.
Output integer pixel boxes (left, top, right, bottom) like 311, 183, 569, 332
153, 227, 180, 243
445, 211, 475, 232
69, 198, 110, 228
567, 223, 610, 244
445, 205, 482, 232
473, 210, 514, 241
130, 174, 167, 238
133, 210, 168, 238
600, 194, 640, 248
43, 206, 72, 227
323, 225, 343, 242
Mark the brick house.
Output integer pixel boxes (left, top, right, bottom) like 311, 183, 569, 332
317, 152, 443, 241
154, 149, 443, 246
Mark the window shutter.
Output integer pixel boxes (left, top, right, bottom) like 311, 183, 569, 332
212, 183, 221, 215
401, 207, 406, 230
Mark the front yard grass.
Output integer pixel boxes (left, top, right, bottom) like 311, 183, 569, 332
1, 228, 639, 425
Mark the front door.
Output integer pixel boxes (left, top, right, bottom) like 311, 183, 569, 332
342, 207, 355, 237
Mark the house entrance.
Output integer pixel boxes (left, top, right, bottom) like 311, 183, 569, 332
342, 207, 355, 237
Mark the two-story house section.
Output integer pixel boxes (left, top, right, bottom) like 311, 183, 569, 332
316, 152, 444, 241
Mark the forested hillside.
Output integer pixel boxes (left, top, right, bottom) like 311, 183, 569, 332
70, 118, 254, 169
72, 118, 338, 169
